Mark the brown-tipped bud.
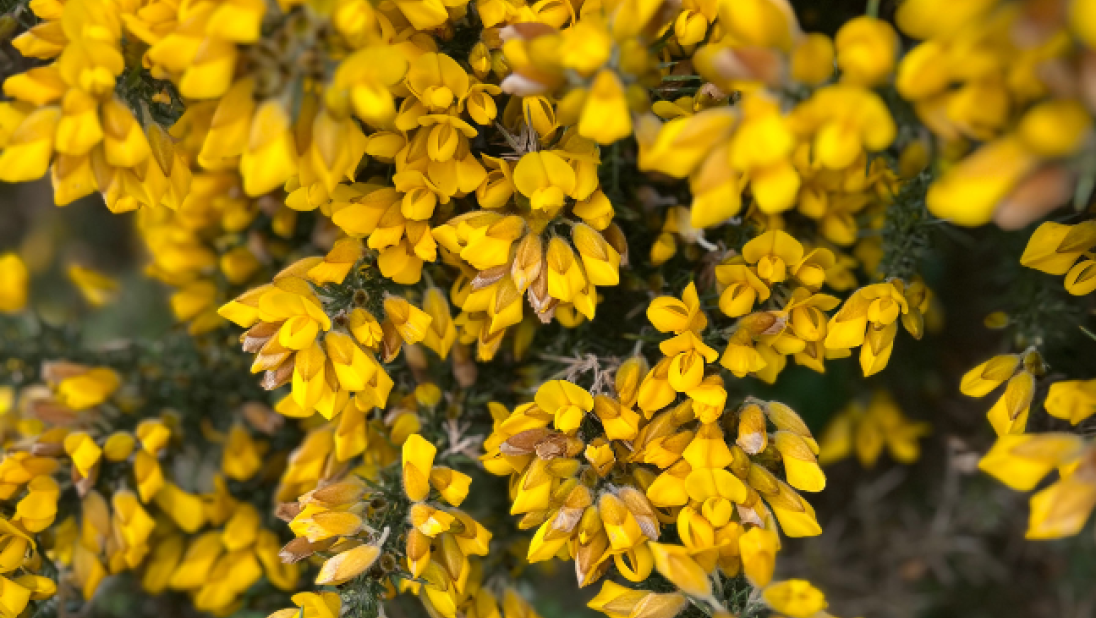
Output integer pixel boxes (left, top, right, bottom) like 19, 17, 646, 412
614, 356, 648, 407
602, 223, 629, 267
41, 361, 90, 382
381, 319, 403, 362
310, 478, 367, 507
736, 502, 764, 527
445, 515, 467, 537
261, 362, 294, 390
554, 487, 591, 535
527, 269, 557, 318
574, 528, 611, 588
996, 165, 1076, 231
746, 463, 780, 496
553, 479, 581, 504
741, 485, 762, 509
1023, 350, 1046, 377
241, 321, 279, 352
729, 444, 752, 479
593, 395, 621, 420
379, 553, 398, 572
406, 528, 431, 571
670, 399, 696, 425
512, 234, 544, 293
618, 486, 660, 541
766, 481, 806, 513
28, 400, 79, 426
564, 435, 586, 458
450, 342, 478, 387
740, 311, 782, 336
472, 264, 510, 290
577, 505, 604, 541
694, 45, 786, 90
241, 402, 283, 434
518, 510, 550, 530
866, 322, 897, 354
631, 593, 689, 618
632, 467, 659, 493
279, 537, 317, 563
563, 484, 594, 510
763, 401, 811, 438
438, 534, 465, 582
1004, 370, 1035, 420
403, 343, 429, 382
316, 544, 381, 585
662, 430, 695, 456
547, 457, 581, 478
0, 15, 19, 40
902, 306, 925, 340
736, 403, 768, 455
275, 502, 303, 522
30, 440, 64, 457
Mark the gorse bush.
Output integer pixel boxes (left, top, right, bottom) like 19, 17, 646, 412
0, 1, 1095, 618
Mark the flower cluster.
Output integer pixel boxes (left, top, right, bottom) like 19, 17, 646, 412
0, 359, 299, 615
5, 0, 1096, 616
817, 391, 931, 469
480, 282, 829, 614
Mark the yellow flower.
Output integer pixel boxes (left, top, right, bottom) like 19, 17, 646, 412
715, 265, 769, 318
239, 100, 298, 197
587, 581, 687, 618
1046, 380, 1096, 425
792, 85, 896, 171
979, 435, 1096, 539
270, 591, 342, 618
329, 47, 408, 127
0, 107, 60, 184
979, 434, 1085, 492
63, 431, 101, 478
717, 0, 798, 51
926, 138, 1037, 227
729, 95, 799, 214
792, 34, 835, 85
403, 433, 437, 502
0, 575, 32, 618
818, 391, 930, 468
384, 296, 434, 345
16, 476, 58, 532
739, 525, 778, 587
67, 264, 118, 306
56, 366, 121, 411
1071, 0, 1096, 47
0, 253, 29, 314
1026, 474, 1096, 540
763, 579, 828, 618
222, 425, 262, 481
535, 380, 594, 434
742, 230, 804, 285
960, 354, 1021, 397
1016, 99, 1093, 159
647, 282, 707, 335
835, 16, 898, 87
513, 151, 577, 213
155, 482, 207, 533
1021, 221, 1096, 276
579, 70, 632, 146
648, 542, 712, 600
315, 544, 381, 586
